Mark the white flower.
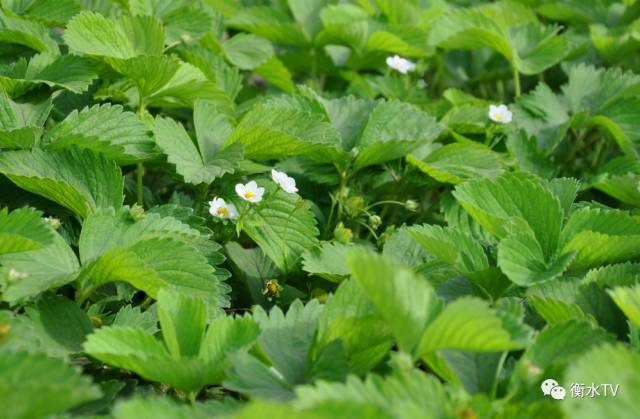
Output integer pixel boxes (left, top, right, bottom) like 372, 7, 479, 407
235, 180, 265, 203
488, 104, 513, 124
271, 169, 298, 194
209, 197, 239, 219
386, 55, 416, 74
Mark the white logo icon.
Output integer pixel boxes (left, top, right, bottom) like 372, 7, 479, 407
541, 378, 566, 400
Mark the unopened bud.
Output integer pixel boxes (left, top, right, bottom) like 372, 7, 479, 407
129, 204, 145, 221
333, 222, 353, 244
368, 215, 382, 230
345, 196, 365, 216
405, 199, 419, 212
43, 217, 61, 229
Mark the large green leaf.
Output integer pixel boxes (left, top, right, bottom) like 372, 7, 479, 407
225, 101, 347, 164
415, 297, 522, 356
408, 224, 489, 274
0, 148, 123, 218
0, 53, 97, 98
354, 100, 442, 171
563, 345, 640, 419
453, 172, 564, 260
0, 9, 58, 53
223, 33, 274, 70
85, 293, 259, 392
226, 6, 309, 47
407, 143, 505, 184
345, 248, 441, 355
153, 111, 241, 185
0, 349, 101, 419
34, 294, 93, 353
64, 12, 165, 59
43, 104, 156, 164
237, 181, 319, 274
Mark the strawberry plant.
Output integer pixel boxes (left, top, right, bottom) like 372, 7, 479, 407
1, 1, 640, 418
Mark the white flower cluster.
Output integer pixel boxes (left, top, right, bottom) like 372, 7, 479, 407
208, 169, 298, 220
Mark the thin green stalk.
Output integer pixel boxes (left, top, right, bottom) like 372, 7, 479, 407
512, 66, 521, 97
136, 162, 144, 206
490, 351, 509, 399
194, 183, 209, 214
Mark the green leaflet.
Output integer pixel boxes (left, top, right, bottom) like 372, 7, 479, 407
235, 181, 319, 274
563, 345, 640, 419
0, 207, 51, 255
153, 105, 242, 185
0, 53, 97, 98
43, 103, 156, 164
0, 148, 124, 219
0, 350, 102, 418
407, 143, 505, 184
0, 91, 51, 148
78, 208, 231, 312
84, 289, 259, 393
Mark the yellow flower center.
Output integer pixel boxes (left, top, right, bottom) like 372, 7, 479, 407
495, 113, 504, 121
244, 191, 255, 199
217, 207, 229, 217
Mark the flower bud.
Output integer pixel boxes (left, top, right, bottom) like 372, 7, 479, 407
43, 217, 61, 229
345, 196, 365, 216
129, 204, 145, 221
333, 222, 353, 244
368, 214, 382, 230
405, 199, 419, 212
311, 287, 329, 303
0, 324, 10, 344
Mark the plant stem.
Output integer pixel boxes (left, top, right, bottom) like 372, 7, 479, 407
136, 162, 144, 206
194, 183, 209, 214
311, 48, 319, 90
512, 66, 521, 97
490, 351, 508, 399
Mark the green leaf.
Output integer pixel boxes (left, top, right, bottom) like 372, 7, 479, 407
522, 320, 613, 370
225, 352, 294, 401
0, 350, 101, 418
0, 53, 97, 97
608, 284, 640, 327
415, 297, 522, 357
302, 242, 354, 282
563, 345, 640, 419
226, 6, 308, 47
35, 294, 93, 353
0, 91, 51, 148
237, 181, 319, 274
223, 33, 274, 70
64, 12, 165, 59
254, 56, 295, 93
0, 148, 124, 218
77, 208, 230, 311
5, 0, 81, 26
561, 207, 640, 270
354, 100, 443, 171
225, 102, 347, 164
0, 207, 51, 255
85, 314, 259, 392
153, 114, 241, 185
497, 232, 574, 286
453, 172, 564, 261
318, 280, 392, 375
408, 224, 489, 274
0, 229, 79, 304
43, 103, 156, 164
407, 143, 505, 184
345, 248, 441, 354
0, 9, 58, 53
593, 157, 640, 206
254, 299, 322, 385
158, 288, 207, 359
